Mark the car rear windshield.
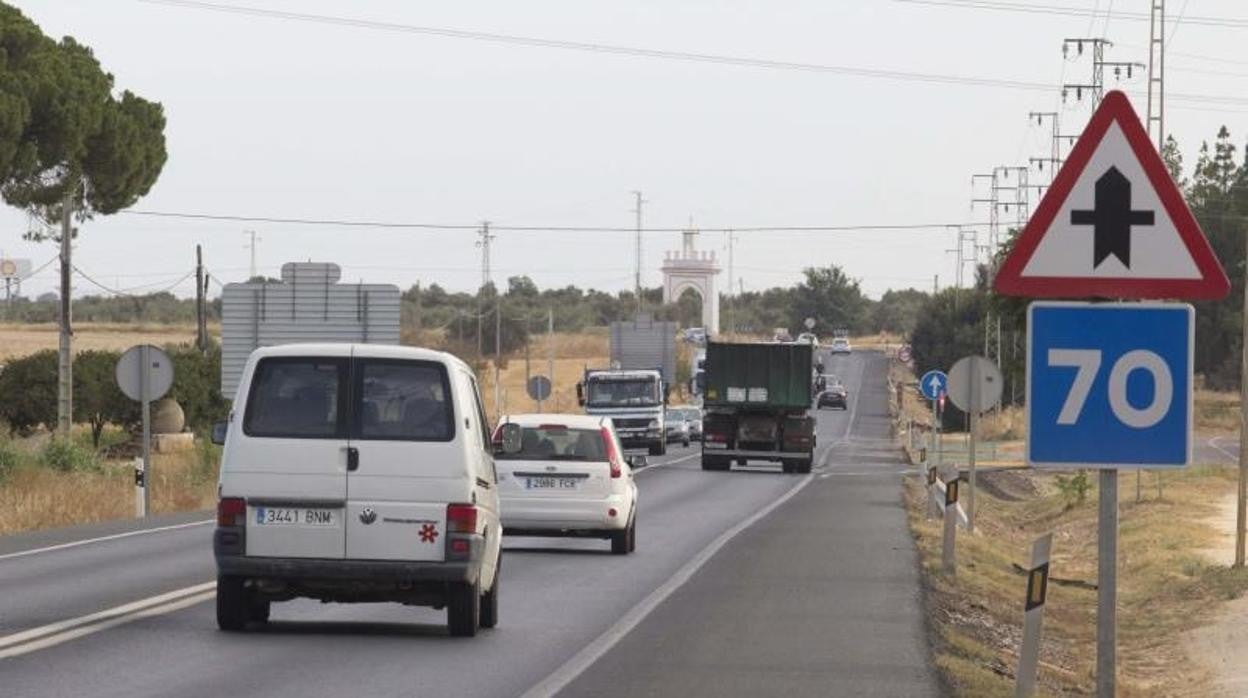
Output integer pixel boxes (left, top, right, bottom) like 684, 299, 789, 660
496, 426, 606, 461
244, 358, 347, 438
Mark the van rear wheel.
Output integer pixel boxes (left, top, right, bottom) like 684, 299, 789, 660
448, 579, 480, 637
216, 575, 249, 632
479, 566, 499, 630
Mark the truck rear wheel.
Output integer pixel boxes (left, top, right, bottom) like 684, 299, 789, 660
649, 439, 667, 457
796, 457, 813, 474
701, 455, 728, 471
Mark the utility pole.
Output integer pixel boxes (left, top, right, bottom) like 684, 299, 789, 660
494, 292, 502, 417
1239, 225, 1248, 568
244, 230, 260, 279
631, 190, 646, 318
476, 221, 494, 363
1146, 0, 1166, 152
547, 307, 554, 411
726, 230, 736, 337
56, 182, 75, 437
196, 244, 207, 351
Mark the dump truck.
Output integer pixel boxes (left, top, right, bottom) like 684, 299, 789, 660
700, 341, 816, 473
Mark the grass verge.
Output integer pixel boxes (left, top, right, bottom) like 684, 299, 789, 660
907, 465, 1248, 696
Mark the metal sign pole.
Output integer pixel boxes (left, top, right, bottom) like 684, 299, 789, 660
141, 344, 152, 519
1097, 469, 1118, 697
968, 361, 979, 533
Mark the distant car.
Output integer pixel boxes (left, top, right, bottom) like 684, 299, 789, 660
772, 330, 794, 343
797, 332, 819, 346
666, 406, 702, 443
830, 337, 852, 354
493, 414, 638, 555
682, 327, 708, 346
664, 409, 692, 447
818, 382, 849, 410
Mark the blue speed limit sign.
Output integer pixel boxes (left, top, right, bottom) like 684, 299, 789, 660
1027, 302, 1193, 468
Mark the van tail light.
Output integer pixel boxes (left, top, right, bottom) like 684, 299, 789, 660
601, 427, 623, 479
218, 497, 246, 527
446, 503, 478, 533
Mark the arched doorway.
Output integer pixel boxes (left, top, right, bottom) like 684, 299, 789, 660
674, 285, 704, 328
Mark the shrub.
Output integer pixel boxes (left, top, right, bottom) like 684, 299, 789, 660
0, 439, 23, 481
41, 438, 100, 473
74, 349, 139, 448
1055, 471, 1092, 510
0, 350, 59, 435
163, 344, 229, 431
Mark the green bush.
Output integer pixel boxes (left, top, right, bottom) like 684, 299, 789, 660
0, 439, 23, 481
1055, 471, 1092, 510
0, 350, 59, 435
41, 438, 100, 473
163, 344, 228, 431
74, 349, 139, 448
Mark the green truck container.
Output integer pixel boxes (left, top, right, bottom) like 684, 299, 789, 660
703, 342, 814, 409
700, 341, 816, 474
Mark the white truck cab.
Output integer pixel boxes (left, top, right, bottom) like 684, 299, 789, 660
576, 368, 668, 456
212, 343, 501, 637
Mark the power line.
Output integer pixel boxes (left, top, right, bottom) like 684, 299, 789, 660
72, 265, 195, 298
894, 0, 1248, 29
121, 209, 988, 233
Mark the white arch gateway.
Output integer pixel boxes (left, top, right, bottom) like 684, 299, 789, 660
660, 228, 721, 333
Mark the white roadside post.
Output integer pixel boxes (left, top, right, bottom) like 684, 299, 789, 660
115, 345, 174, 521
926, 465, 940, 520
941, 473, 960, 577
1015, 533, 1054, 698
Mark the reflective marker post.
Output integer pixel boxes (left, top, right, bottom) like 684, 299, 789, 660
942, 474, 960, 577
134, 457, 146, 518
1016, 533, 1053, 698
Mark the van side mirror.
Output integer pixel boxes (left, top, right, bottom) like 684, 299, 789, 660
211, 421, 228, 446
500, 423, 524, 454
576, 382, 585, 407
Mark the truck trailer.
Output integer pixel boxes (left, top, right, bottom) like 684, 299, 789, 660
700, 341, 816, 474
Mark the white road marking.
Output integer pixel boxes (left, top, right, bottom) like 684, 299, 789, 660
1208, 436, 1238, 463
0, 519, 214, 563
633, 451, 700, 474
521, 470, 815, 698
0, 581, 216, 659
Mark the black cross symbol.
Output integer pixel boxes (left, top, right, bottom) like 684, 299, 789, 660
1070, 166, 1154, 268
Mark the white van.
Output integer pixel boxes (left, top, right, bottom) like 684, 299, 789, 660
212, 344, 502, 637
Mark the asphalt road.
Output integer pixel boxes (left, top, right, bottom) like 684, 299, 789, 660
0, 351, 938, 697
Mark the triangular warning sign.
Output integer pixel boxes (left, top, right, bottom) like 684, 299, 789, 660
995, 90, 1229, 300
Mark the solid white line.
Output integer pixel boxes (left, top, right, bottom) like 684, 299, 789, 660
0, 581, 216, 657
521, 471, 815, 698
633, 451, 700, 474
0, 519, 214, 562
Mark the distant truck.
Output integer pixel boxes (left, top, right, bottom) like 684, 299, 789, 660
578, 368, 669, 456
700, 341, 816, 474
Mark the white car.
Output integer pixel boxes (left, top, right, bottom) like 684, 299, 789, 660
797, 332, 819, 346
213, 344, 502, 637
830, 337, 852, 354
494, 414, 638, 554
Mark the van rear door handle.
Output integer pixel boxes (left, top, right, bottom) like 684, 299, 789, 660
346, 447, 360, 472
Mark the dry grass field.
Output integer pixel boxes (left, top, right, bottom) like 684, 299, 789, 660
0, 322, 210, 361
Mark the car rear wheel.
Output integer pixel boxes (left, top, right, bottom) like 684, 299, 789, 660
479, 565, 499, 630
216, 575, 249, 632
447, 579, 480, 637
248, 597, 271, 624
611, 518, 635, 555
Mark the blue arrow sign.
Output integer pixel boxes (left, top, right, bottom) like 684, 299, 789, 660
919, 370, 948, 401
1027, 302, 1193, 469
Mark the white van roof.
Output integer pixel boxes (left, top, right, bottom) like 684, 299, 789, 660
249, 343, 469, 372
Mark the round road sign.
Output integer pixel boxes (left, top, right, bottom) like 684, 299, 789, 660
526, 375, 552, 402
803, 317, 816, 330
115, 345, 174, 403
946, 355, 1003, 414
898, 344, 913, 363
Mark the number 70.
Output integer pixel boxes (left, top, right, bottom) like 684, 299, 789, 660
1047, 349, 1173, 428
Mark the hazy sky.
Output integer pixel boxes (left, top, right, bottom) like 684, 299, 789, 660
2, 0, 1245, 302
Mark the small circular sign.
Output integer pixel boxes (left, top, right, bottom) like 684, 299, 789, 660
115, 345, 175, 403
946, 355, 1003, 413
0, 259, 15, 277
804, 317, 816, 330
526, 375, 552, 402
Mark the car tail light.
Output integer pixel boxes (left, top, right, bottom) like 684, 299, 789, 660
600, 427, 623, 479
446, 503, 478, 533
218, 497, 245, 527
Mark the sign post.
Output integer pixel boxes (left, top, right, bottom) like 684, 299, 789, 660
994, 91, 1228, 697
116, 344, 174, 519
947, 356, 1002, 532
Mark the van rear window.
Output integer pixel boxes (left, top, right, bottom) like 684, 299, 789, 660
244, 358, 347, 439
356, 360, 453, 442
